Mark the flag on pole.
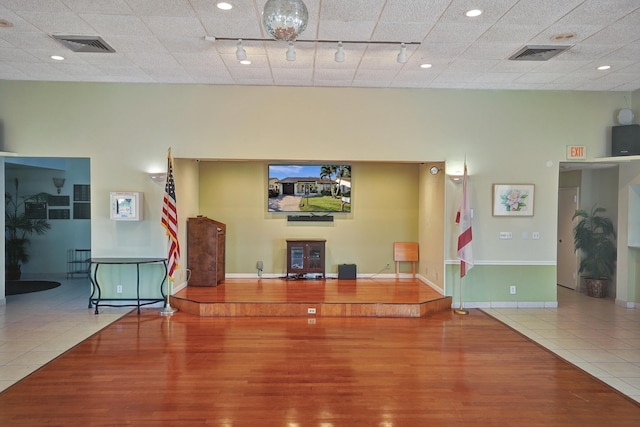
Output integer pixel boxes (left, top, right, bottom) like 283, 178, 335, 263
455, 163, 473, 277
161, 148, 180, 282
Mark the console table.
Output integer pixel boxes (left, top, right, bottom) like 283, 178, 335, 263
286, 239, 326, 279
88, 257, 167, 314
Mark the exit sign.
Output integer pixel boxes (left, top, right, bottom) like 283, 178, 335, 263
566, 145, 586, 160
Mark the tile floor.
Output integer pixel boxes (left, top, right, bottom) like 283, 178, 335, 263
0, 278, 638, 404
0, 275, 130, 392
485, 286, 640, 403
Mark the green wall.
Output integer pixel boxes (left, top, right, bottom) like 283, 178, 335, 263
446, 265, 557, 306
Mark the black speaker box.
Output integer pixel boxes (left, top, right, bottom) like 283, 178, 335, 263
338, 264, 356, 280
612, 124, 640, 156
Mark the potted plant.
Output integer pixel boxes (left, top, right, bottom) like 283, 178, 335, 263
572, 205, 617, 298
5, 178, 51, 280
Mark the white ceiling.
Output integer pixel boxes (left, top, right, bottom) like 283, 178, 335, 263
0, 0, 639, 91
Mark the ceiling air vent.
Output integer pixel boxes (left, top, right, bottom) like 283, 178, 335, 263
509, 45, 571, 61
52, 35, 115, 53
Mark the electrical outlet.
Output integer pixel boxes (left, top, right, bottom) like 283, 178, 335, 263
307, 307, 316, 315
510, 285, 516, 295
116, 285, 123, 294
256, 261, 263, 270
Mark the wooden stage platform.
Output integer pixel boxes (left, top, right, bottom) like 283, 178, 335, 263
170, 277, 451, 317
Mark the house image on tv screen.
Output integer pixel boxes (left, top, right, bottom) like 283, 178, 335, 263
268, 164, 351, 213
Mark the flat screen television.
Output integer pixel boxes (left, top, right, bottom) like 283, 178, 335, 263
268, 164, 351, 213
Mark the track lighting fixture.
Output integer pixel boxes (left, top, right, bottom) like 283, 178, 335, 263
334, 42, 345, 62
397, 43, 408, 63
286, 42, 296, 61
205, 37, 420, 64
235, 39, 247, 61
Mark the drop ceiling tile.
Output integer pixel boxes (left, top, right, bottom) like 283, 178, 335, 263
78, 13, 153, 36
0, 0, 638, 90
0, 47, 40, 62
320, 0, 385, 21
142, 16, 206, 38
473, 72, 524, 84
424, 22, 493, 44
59, 0, 134, 14
15, 12, 97, 34
0, 31, 60, 50
497, 0, 584, 26
1, 0, 68, 13
379, 0, 450, 23
105, 35, 168, 54
143, 67, 195, 83
272, 67, 313, 81
200, 17, 264, 40
460, 42, 524, 60
128, 52, 180, 68
314, 68, 356, 81
371, 22, 430, 43
0, 9, 41, 32
159, 36, 213, 54
187, 68, 233, 84
173, 52, 226, 68
447, 59, 499, 72
515, 72, 564, 84
317, 20, 377, 42
432, 71, 479, 84
557, 0, 640, 26
125, 0, 196, 17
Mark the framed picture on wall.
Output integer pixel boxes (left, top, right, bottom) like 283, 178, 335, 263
492, 184, 535, 216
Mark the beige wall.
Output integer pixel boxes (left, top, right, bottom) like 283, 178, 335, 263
196, 161, 419, 277
1, 81, 639, 303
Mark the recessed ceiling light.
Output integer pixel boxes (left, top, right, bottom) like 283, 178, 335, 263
597, 65, 611, 71
240, 60, 251, 65
216, 2, 233, 10
465, 9, 482, 17
51, 55, 65, 61
420, 63, 432, 69
0, 19, 13, 28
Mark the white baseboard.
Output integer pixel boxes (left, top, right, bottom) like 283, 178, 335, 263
615, 298, 637, 309
463, 301, 558, 309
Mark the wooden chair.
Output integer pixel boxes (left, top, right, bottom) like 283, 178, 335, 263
393, 242, 418, 277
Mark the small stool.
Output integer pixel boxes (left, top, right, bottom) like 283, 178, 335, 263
393, 242, 418, 277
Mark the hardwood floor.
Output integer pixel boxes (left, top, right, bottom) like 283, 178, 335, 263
171, 277, 451, 317
0, 308, 638, 426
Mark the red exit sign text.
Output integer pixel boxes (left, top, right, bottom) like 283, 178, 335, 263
566, 145, 586, 160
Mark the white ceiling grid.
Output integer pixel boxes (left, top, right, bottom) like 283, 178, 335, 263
0, 0, 638, 91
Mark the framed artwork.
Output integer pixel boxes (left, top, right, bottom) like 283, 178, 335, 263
492, 184, 535, 216
25, 202, 47, 219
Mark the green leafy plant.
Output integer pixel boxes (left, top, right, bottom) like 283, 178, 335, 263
572, 205, 616, 280
5, 178, 51, 280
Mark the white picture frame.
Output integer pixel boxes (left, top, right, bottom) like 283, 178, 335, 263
492, 184, 534, 217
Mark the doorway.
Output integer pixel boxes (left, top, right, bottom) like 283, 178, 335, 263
557, 187, 578, 290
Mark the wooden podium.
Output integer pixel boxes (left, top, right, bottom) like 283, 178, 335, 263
187, 217, 226, 286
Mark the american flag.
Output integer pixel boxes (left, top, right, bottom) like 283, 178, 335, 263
161, 149, 180, 281
455, 163, 473, 278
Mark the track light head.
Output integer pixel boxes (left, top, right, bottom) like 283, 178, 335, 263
236, 39, 247, 61
334, 42, 345, 62
286, 42, 296, 61
397, 43, 408, 63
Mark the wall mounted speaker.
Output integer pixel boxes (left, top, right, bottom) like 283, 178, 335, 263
612, 124, 640, 156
